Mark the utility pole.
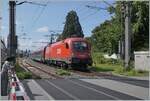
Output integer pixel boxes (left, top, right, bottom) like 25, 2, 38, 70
124, 1, 131, 69
7, 0, 46, 61
7, 0, 17, 60
44, 30, 61, 44
120, 1, 125, 60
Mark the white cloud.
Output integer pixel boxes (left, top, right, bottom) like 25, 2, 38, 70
36, 26, 49, 33
18, 37, 49, 51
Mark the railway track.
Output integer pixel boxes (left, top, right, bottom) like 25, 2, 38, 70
20, 58, 113, 79
19, 59, 62, 79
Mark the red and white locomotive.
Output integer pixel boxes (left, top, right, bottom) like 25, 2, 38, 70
32, 37, 92, 69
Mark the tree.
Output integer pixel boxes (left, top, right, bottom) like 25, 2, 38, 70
91, 19, 120, 54
131, 1, 149, 51
57, 10, 84, 41
89, 1, 149, 55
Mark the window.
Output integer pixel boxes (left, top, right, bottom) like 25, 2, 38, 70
73, 41, 88, 51
65, 43, 69, 49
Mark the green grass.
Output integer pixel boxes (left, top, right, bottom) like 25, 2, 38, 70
16, 72, 32, 80
91, 52, 149, 76
90, 64, 149, 76
56, 69, 71, 76
15, 62, 25, 72
90, 64, 122, 72
15, 62, 33, 79
113, 67, 149, 76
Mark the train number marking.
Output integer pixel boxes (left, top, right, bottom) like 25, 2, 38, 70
57, 48, 61, 54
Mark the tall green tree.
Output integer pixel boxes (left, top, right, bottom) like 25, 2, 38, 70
89, 1, 149, 54
91, 19, 120, 54
57, 10, 84, 41
131, 1, 149, 51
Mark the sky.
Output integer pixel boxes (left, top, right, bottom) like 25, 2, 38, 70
1, 0, 115, 51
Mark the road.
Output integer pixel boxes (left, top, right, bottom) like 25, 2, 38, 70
21, 76, 149, 100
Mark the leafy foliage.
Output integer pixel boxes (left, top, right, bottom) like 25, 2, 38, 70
88, 1, 149, 54
131, 1, 149, 51
91, 52, 123, 65
57, 10, 84, 41
16, 72, 32, 80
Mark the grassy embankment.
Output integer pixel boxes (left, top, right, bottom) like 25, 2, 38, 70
56, 68, 71, 76
90, 52, 149, 76
15, 60, 40, 79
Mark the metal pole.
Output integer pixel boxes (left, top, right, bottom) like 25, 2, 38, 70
8, 0, 17, 60
120, 1, 125, 60
124, 1, 131, 69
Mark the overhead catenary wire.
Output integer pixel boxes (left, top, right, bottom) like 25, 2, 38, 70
81, 0, 115, 22
79, 2, 98, 13
28, 6, 41, 29
30, 2, 48, 30
102, 0, 116, 9
16, 1, 49, 51
25, 1, 49, 50
103, 0, 114, 7
86, 5, 107, 10
80, 10, 99, 22
79, 1, 102, 22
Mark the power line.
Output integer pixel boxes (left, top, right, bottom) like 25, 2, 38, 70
30, 6, 41, 27
86, 5, 107, 10
102, 0, 114, 8
76, 1, 98, 15
80, 10, 99, 21
79, 1, 105, 22
30, 2, 48, 30
81, 1, 115, 22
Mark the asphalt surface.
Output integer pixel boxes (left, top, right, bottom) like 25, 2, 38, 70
21, 77, 148, 100
104, 75, 149, 88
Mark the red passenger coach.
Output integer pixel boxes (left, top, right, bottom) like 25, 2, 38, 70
44, 38, 92, 68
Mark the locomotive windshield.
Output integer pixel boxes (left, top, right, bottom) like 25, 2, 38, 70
73, 41, 88, 51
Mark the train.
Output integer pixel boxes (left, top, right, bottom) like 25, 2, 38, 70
1, 39, 7, 66
31, 37, 93, 69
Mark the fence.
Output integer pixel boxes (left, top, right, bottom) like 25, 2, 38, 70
8, 70, 29, 100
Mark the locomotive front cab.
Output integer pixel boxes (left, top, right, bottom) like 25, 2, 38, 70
71, 40, 92, 66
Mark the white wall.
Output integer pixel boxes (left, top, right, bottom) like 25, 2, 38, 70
134, 51, 149, 71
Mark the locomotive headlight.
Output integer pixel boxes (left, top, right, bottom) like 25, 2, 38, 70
88, 53, 91, 57
72, 53, 75, 57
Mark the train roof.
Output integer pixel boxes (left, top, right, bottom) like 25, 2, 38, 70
64, 37, 84, 41
47, 37, 86, 47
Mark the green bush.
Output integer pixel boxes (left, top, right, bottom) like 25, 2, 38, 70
16, 72, 32, 80
114, 66, 124, 74
137, 70, 148, 73
92, 52, 122, 65
91, 52, 148, 77
15, 61, 33, 79
56, 69, 71, 76
126, 69, 138, 76
15, 62, 25, 72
